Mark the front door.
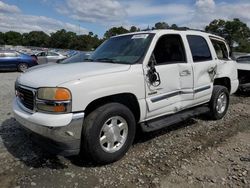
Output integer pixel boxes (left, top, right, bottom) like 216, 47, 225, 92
145, 34, 193, 119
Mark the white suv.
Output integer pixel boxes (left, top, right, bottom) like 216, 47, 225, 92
13, 30, 239, 164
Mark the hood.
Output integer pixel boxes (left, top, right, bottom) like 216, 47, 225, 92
17, 62, 131, 88
26, 63, 56, 71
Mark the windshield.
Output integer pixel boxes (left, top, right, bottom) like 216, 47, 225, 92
89, 33, 154, 64
60, 52, 91, 64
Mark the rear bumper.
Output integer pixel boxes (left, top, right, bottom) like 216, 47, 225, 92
13, 98, 84, 156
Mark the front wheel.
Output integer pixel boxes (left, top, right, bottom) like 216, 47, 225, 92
81, 103, 136, 164
17, 63, 28, 72
209, 85, 229, 120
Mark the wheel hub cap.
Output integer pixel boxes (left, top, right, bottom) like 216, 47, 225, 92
99, 116, 128, 153
216, 93, 227, 114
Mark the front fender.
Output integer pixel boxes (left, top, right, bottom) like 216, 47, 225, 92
60, 65, 145, 112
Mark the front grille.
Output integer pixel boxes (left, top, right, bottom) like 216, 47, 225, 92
17, 86, 34, 110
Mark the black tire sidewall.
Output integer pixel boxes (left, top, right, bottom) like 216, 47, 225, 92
209, 86, 229, 120
18, 63, 28, 72
82, 103, 136, 164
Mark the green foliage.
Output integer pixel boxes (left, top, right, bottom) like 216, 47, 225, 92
205, 18, 250, 52
1, 19, 250, 53
104, 27, 129, 39
153, 22, 169, 29
130, 26, 140, 32
22, 31, 49, 47
0, 32, 5, 45
4, 31, 23, 46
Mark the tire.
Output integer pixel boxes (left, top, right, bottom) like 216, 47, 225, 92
17, 63, 28, 72
209, 85, 229, 120
81, 103, 136, 164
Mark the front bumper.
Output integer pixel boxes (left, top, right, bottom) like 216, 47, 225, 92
13, 98, 84, 156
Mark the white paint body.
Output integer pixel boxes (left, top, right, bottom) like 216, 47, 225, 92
15, 30, 239, 127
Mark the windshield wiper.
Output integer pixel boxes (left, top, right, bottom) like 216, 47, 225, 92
84, 58, 94, 62
95, 58, 117, 63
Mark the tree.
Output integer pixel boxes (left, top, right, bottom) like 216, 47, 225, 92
0, 32, 5, 45
130, 26, 140, 32
104, 27, 129, 39
170, 24, 178, 29
154, 22, 169, 29
49, 29, 67, 48
22, 31, 50, 47
205, 18, 250, 52
4, 31, 23, 45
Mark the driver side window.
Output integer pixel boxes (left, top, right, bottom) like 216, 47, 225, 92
153, 34, 186, 65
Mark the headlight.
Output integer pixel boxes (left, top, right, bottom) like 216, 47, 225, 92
36, 87, 72, 113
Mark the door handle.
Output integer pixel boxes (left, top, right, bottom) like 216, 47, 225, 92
180, 70, 191, 76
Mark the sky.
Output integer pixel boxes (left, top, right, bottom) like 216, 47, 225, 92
1, 0, 250, 37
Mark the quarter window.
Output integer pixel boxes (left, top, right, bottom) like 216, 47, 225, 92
210, 39, 229, 60
187, 35, 212, 62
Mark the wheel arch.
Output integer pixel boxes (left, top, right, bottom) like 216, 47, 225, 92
84, 93, 141, 123
214, 77, 231, 93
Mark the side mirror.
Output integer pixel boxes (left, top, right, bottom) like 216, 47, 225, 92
147, 54, 161, 86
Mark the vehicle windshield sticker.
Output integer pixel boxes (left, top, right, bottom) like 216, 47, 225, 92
131, 34, 149, 39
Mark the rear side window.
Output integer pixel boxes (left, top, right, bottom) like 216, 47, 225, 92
210, 39, 229, 60
187, 35, 212, 62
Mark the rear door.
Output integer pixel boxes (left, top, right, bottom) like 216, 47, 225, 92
37, 52, 47, 64
47, 52, 60, 63
186, 35, 216, 104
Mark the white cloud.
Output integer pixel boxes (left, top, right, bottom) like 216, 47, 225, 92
125, 2, 192, 17
56, 0, 126, 23
0, 1, 20, 14
123, 0, 250, 30
0, 1, 88, 34
188, 0, 250, 29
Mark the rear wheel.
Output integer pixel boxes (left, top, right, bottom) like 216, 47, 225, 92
209, 85, 229, 120
17, 63, 28, 72
81, 103, 136, 164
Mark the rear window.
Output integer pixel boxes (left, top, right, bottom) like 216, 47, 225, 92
187, 35, 212, 62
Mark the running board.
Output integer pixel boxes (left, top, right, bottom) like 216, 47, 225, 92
140, 106, 210, 132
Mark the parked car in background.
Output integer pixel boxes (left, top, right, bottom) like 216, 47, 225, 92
34, 51, 66, 64
236, 55, 250, 91
26, 52, 93, 72
0, 50, 38, 72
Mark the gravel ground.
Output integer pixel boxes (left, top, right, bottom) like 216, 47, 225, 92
0, 72, 249, 188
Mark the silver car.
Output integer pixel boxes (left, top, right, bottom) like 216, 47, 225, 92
35, 51, 66, 64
